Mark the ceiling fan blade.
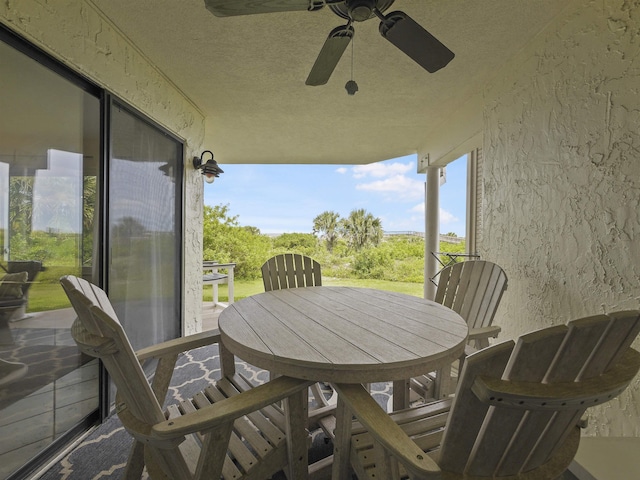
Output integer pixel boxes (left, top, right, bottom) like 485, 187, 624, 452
379, 11, 454, 73
306, 25, 354, 86
204, 0, 318, 17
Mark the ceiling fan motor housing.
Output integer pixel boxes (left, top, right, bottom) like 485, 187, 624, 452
331, 0, 395, 22
350, 0, 374, 21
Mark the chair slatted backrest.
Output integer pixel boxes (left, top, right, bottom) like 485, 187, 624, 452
435, 260, 507, 331
60, 275, 166, 426
260, 254, 333, 412
261, 253, 322, 292
439, 310, 640, 477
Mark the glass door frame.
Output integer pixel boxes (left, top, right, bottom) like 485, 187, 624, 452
1, 23, 185, 479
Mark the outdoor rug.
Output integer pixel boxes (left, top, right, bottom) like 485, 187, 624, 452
0, 328, 92, 411
39, 343, 393, 479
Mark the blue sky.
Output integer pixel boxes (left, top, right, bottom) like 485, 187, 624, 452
204, 154, 468, 237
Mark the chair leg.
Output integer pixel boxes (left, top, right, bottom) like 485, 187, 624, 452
373, 441, 402, 480
196, 423, 234, 480
212, 284, 219, 306
123, 441, 146, 480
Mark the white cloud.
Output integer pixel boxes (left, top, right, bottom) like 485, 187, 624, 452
336, 167, 348, 174
409, 203, 459, 225
356, 174, 423, 201
440, 208, 459, 224
410, 203, 424, 213
352, 161, 414, 179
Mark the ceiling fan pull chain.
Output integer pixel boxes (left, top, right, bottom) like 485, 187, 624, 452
351, 33, 355, 80
345, 30, 359, 95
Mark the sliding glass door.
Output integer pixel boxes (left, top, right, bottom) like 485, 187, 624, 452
108, 103, 183, 351
1, 27, 183, 479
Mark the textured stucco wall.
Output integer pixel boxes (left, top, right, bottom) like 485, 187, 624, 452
0, 0, 206, 334
483, 0, 640, 435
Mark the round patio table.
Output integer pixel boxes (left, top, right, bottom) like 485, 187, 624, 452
218, 286, 468, 388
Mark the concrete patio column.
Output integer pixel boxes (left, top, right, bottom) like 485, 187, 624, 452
424, 166, 440, 300
466, 149, 479, 256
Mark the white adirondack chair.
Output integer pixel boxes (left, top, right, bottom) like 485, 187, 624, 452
261, 253, 322, 292
410, 260, 508, 402
332, 310, 640, 480
60, 275, 312, 480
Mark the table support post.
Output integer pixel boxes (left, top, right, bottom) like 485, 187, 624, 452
433, 364, 453, 399
331, 395, 354, 479
393, 379, 411, 411
284, 389, 309, 480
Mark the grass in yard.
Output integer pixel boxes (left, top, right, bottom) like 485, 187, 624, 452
26, 282, 73, 311
204, 277, 424, 303
25, 276, 424, 314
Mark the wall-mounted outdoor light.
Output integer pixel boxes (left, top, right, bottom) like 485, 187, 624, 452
193, 150, 224, 184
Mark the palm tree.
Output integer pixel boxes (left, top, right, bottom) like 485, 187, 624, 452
340, 209, 383, 251
313, 210, 340, 252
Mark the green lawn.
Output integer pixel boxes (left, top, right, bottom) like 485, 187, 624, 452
27, 282, 74, 311
205, 277, 424, 303
25, 276, 424, 314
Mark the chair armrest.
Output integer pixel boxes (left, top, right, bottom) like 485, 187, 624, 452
468, 325, 501, 340
135, 329, 224, 406
151, 376, 313, 438
333, 383, 441, 479
136, 329, 222, 362
472, 348, 640, 410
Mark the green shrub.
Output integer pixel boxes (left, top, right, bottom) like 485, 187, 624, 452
203, 204, 272, 280
391, 257, 425, 283
352, 247, 392, 279
272, 233, 318, 252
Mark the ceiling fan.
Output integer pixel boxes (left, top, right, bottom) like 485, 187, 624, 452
204, 0, 455, 86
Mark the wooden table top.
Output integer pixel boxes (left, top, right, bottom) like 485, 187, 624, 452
218, 286, 468, 384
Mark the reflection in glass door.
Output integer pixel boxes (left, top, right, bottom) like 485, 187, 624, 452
0, 35, 101, 478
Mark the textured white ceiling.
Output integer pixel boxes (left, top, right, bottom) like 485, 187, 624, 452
91, 0, 570, 165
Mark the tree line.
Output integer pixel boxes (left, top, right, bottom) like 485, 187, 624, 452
203, 204, 465, 283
